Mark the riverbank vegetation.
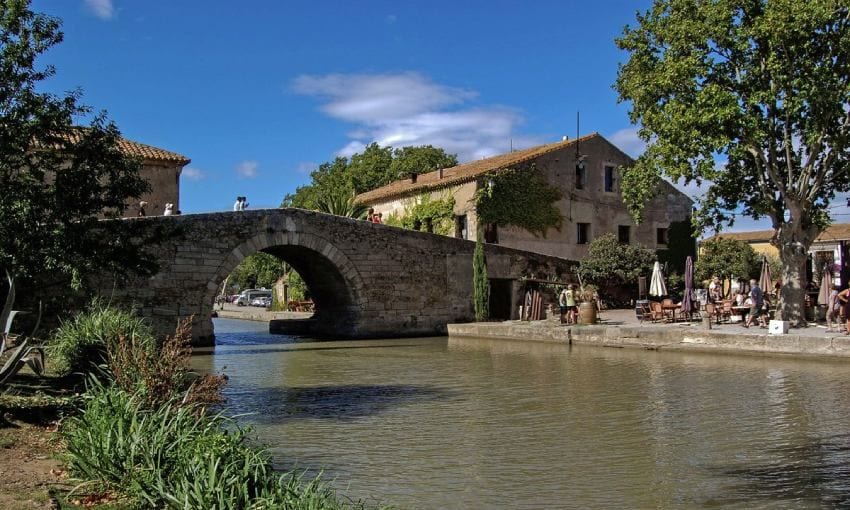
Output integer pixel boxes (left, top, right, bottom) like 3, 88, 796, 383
2, 303, 385, 508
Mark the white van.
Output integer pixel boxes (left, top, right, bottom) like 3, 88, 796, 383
236, 289, 272, 306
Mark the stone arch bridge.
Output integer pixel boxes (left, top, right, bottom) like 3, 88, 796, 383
102, 209, 575, 345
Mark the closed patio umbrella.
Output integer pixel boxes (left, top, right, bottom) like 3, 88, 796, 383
818, 265, 832, 306
759, 257, 773, 295
681, 255, 695, 316
649, 261, 667, 298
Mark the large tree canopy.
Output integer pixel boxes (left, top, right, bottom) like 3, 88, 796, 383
283, 143, 457, 211
0, 0, 151, 288
615, 0, 850, 324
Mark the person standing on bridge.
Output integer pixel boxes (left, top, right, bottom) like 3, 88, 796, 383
233, 196, 241, 211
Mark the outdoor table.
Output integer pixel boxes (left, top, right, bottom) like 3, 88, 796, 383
662, 303, 682, 322
732, 305, 750, 322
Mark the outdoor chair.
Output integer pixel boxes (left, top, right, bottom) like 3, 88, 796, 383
636, 301, 651, 322
649, 301, 666, 322
705, 303, 719, 324
660, 298, 677, 322
720, 300, 733, 323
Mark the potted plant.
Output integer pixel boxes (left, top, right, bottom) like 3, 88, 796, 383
577, 284, 599, 324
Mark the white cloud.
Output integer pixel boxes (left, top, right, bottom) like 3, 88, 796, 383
182, 167, 205, 181
236, 160, 258, 179
295, 161, 317, 175
84, 0, 114, 20
292, 72, 539, 162
608, 127, 646, 158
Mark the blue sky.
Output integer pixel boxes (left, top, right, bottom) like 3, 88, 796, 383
32, 0, 780, 231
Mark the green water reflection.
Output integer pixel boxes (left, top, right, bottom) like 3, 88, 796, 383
191, 319, 850, 509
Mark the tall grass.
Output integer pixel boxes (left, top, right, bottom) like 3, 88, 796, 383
56, 305, 381, 508
50, 300, 154, 376
63, 382, 375, 509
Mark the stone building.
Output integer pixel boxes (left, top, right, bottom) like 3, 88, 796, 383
705, 224, 850, 288
76, 133, 189, 217
354, 133, 693, 260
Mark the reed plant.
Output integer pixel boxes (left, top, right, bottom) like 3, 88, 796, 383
63, 382, 372, 509
50, 300, 155, 376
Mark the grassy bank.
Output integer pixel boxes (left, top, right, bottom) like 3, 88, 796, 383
0, 303, 388, 509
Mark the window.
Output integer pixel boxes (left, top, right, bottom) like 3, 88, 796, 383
484, 223, 499, 244
604, 165, 615, 192
657, 227, 669, 245
577, 223, 590, 244
455, 215, 468, 240
618, 225, 630, 244
575, 161, 586, 190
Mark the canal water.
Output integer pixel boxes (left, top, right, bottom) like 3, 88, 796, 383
192, 318, 850, 509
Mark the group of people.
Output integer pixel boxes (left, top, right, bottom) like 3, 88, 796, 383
826, 285, 850, 334
708, 277, 770, 328
366, 208, 383, 223
233, 196, 249, 211
558, 284, 579, 325
138, 201, 178, 217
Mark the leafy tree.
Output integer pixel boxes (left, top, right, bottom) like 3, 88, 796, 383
0, 1, 151, 292
615, 1, 850, 324
695, 238, 760, 285
577, 233, 657, 289
472, 238, 489, 321
282, 144, 457, 209
228, 253, 287, 290
389, 145, 458, 180
348, 143, 394, 194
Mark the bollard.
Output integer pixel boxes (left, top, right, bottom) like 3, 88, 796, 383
702, 316, 712, 330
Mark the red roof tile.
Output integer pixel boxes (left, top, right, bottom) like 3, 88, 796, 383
354, 133, 601, 204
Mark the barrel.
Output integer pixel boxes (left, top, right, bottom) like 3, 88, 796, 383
578, 302, 597, 324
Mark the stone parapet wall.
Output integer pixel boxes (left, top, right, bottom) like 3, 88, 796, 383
448, 322, 850, 358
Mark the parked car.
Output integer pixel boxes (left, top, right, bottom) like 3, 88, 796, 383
251, 296, 270, 307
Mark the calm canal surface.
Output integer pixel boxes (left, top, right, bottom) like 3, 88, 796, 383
192, 318, 850, 509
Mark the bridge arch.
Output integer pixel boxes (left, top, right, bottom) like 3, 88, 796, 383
202, 231, 367, 337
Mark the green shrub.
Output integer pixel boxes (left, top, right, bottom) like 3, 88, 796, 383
51, 301, 155, 376
63, 383, 374, 509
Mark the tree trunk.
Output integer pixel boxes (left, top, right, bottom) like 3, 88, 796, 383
777, 245, 808, 326
775, 217, 819, 327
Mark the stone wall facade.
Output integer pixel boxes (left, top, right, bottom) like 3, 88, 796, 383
362, 134, 694, 260
101, 208, 575, 344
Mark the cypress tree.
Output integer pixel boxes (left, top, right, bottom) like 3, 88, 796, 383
472, 238, 489, 321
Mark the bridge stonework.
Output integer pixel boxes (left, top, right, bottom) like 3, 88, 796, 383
102, 209, 575, 344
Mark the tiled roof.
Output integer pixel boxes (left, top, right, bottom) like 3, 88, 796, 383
707, 223, 850, 243
115, 137, 190, 165
354, 133, 602, 204
57, 129, 190, 165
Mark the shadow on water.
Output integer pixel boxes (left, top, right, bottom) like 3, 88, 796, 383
193, 343, 428, 357
705, 433, 850, 507
224, 384, 461, 424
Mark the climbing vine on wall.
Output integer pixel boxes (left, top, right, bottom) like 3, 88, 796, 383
385, 194, 456, 236
474, 164, 562, 237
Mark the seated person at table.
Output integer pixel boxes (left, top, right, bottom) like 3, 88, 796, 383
744, 279, 764, 328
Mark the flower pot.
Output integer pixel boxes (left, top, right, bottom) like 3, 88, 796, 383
578, 302, 597, 325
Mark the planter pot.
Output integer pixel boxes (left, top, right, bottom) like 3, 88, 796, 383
578, 302, 597, 325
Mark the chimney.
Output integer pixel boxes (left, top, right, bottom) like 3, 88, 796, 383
410, 173, 417, 184
438, 168, 444, 179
